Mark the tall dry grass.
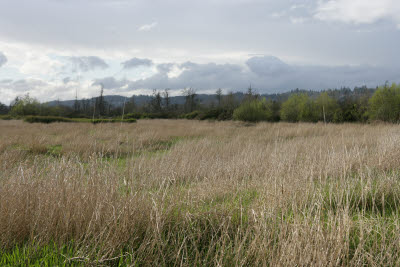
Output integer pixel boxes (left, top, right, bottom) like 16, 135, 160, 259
1, 119, 400, 265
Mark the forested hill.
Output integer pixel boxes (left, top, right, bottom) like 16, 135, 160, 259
46, 86, 376, 108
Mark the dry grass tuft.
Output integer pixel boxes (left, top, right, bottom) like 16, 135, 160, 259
1, 120, 400, 265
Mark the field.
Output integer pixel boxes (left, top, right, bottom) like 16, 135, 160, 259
1, 119, 400, 266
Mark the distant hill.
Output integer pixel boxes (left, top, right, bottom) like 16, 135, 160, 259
45, 87, 376, 108
45, 94, 240, 108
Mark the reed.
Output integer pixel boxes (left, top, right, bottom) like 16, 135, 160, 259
1, 119, 400, 266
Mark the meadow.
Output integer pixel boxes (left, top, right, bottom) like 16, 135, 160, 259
1, 119, 400, 266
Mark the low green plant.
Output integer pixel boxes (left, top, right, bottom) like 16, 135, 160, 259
24, 116, 73, 123
23, 116, 137, 124
0, 115, 13, 120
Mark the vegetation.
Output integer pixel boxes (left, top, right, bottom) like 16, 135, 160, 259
23, 116, 137, 124
2, 83, 400, 123
1, 120, 400, 265
232, 98, 273, 122
368, 83, 400, 122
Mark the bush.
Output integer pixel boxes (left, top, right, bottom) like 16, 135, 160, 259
183, 111, 200, 120
125, 112, 173, 119
90, 118, 137, 124
0, 115, 13, 120
368, 83, 400, 122
197, 108, 233, 121
233, 99, 272, 122
124, 113, 142, 119
280, 94, 318, 122
24, 116, 73, 123
23, 116, 137, 124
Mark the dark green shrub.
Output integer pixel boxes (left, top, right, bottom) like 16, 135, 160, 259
24, 116, 73, 123
0, 115, 13, 120
23, 116, 136, 124
197, 108, 234, 121
91, 118, 136, 124
184, 111, 200, 120
124, 113, 142, 119
198, 109, 222, 120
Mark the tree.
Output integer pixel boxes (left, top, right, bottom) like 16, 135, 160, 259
95, 84, 107, 117
216, 88, 222, 107
315, 92, 339, 123
150, 89, 162, 112
0, 102, 8, 114
163, 89, 170, 110
125, 95, 136, 113
281, 93, 317, 122
10, 94, 41, 116
182, 88, 197, 112
222, 91, 237, 110
368, 83, 400, 122
73, 89, 80, 114
244, 84, 259, 101
233, 98, 273, 122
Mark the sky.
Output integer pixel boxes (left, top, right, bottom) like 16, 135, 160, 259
1, 0, 400, 104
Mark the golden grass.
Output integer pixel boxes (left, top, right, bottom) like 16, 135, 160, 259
1, 119, 400, 265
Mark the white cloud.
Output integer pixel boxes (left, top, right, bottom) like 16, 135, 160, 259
0, 78, 103, 104
20, 54, 63, 77
271, 11, 287, 19
138, 21, 158, 32
290, 17, 308, 24
315, 0, 400, 25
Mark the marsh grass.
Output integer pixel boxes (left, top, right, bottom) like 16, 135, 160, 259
1, 120, 400, 265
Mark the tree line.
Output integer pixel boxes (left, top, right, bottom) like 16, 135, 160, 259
1, 83, 400, 123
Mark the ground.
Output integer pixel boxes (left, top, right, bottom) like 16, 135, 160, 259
1, 119, 400, 266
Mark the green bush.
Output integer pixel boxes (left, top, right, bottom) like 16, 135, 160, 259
233, 99, 272, 122
280, 94, 318, 122
125, 112, 173, 119
23, 116, 137, 124
24, 116, 73, 123
90, 118, 137, 124
183, 111, 200, 120
0, 115, 13, 120
368, 83, 400, 122
10, 94, 41, 116
124, 112, 142, 119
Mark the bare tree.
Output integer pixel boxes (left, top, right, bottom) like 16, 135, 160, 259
182, 87, 197, 112
216, 88, 222, 107
163, 89, 170, 110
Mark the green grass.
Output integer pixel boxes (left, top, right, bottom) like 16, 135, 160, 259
0, 243, 138, 267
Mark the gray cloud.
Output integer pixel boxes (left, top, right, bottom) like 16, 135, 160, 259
0, 52, 7, 67
98, 56, 400, 93
68, 56, 109, 72
0, 0, 399, 67
62, 77, 71, 84
93, 76, 129, 89
122, 57, 153, 69
156, 63, 174, 73
246, 56, 292, 76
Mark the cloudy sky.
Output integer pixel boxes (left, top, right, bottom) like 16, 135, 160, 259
1, 0, 400, 104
